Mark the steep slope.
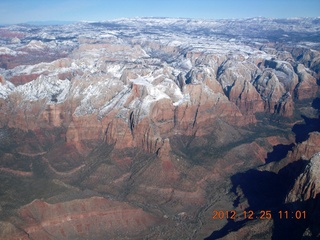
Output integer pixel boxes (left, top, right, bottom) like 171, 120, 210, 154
286, 153, 320, 239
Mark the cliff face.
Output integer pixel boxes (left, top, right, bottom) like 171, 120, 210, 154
1, 42, 318, 155
288, 132, 320, 162
285, 152, 320, 239
286, 152, 320, 202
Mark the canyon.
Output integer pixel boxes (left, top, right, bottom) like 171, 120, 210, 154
0, 17, 319, 239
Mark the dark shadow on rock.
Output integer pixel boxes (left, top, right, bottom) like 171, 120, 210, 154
311, 97, 320, 110
230, 170, 286, 210
271, 194, 320, 240
204, 218, 249, 240
277, 160, 309, 191
266, 143, 295, 164
270, 204, 308, 240
206, 160, 309, 240
292, 115, 320, 143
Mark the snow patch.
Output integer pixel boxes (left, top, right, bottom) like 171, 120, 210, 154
97, 86, 131, 118
130, 77, 172, 119
0, 47, 17, 56
15, 75, 71, 103
173, 94, 190, 106
0, 81, 15, 99
25, 40, 47, 50
106, 64, 123, 78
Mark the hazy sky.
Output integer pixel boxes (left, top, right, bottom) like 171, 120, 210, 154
0, 0, 319, 24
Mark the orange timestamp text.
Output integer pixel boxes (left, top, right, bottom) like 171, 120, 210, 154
212, 210, 307, 220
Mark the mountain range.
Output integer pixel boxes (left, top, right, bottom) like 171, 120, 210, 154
0, 17, 319, 239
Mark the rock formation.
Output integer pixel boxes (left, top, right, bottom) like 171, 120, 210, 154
285, 152, 320, 239
286, 152, 320, 202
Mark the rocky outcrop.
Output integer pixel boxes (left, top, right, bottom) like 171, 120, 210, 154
5, 58, 76, 86
295, 64, 318, 100
0, 75, 5, 85
285, 152, 320, 239
218, 60, 264, 121
214, 220, 273, 240
174, 83, 245, 137
286, 152, 320, 202
288, 132, 320, 161
254, 61, 296, 116
8, 73, 41, 86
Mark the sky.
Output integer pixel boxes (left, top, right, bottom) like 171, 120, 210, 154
0, 0, 319, 24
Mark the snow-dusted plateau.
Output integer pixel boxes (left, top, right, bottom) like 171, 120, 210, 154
0, 17, 320, 239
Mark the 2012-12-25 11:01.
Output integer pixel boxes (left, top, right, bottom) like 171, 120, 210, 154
212, 210, 307, 220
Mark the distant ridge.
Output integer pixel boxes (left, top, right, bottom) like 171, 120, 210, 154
2, 16, 320, 26
24, 20, 76, 26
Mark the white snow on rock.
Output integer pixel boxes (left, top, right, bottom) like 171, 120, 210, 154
179, 59, 192, 70
105, 64, 123, 78
0, 47, 18, 56
15, 75, 71, 103
98, 86, 131, 119
129, 77, 172, 119
155, 78, 183, 102
24, 40, 47, 50
0, 16, 318, 125
173, 93, 190, 106
0, 80, 15, 99
131, 77, 171, 102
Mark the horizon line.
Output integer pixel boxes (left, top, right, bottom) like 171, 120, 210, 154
1, 16, 320, 26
